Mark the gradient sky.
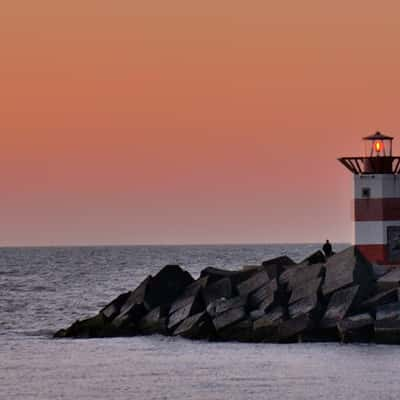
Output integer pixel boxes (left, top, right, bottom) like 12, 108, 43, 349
1, 1, 400, 246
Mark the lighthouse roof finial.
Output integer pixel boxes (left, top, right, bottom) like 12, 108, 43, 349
363, 131, 393, 141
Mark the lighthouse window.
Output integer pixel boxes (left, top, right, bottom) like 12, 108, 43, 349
362, 187, 371, 198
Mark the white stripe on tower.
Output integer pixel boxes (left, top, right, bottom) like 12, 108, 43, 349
354, 174, 400, 199
355, 221, 400, 245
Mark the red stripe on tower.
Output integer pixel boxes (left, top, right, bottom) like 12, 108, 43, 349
355, 198, 400, 221
356, 245, 387, 264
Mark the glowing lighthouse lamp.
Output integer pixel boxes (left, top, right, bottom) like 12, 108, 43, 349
339, 132, 400, 265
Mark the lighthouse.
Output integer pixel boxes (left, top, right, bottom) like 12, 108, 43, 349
339, 132, 400, 265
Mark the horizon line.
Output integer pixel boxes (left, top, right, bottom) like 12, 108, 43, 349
0, 241, 352, 249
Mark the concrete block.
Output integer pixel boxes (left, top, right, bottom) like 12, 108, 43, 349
100, 291, 131, 320
249, 309, 265, 321
337, 313, 374, 343
218, 319, 253, 342
262, 256, 296, 279
280, 263, 324, 290
289, 277, 322, 305
168, 295, 203, 330
321, 286, 359, 328
377, 269, 400, 292
145, 265, 194, 309
214, 296, 247, 315
301, 250, 326, 265
289, 294, 319, 319
375, 320, 400, 344
253, 307, 285, 342
213, 307, 246, 332
180, 276, 209, 298
200, 267, 255, 286
119, 276, 152, 315
139, 305, 169, 335
248, 279, 277, 309
173, 311, 214, 339
322, 247, 374, 298
236, 271, 270, 297
376, 302, 400, 321
359, 288, 400, 314
278, 314, 312, 342
202, 278, 233, 306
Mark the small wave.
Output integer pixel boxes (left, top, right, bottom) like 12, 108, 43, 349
22, 329, 55, 338
31, 286, 56, 292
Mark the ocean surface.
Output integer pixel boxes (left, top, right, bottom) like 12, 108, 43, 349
2, 243, 400, 400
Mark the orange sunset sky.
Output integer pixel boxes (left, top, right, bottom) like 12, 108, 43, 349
1, 1, 400, 246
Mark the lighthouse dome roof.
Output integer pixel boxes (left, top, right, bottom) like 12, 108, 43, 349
363, 131, 393, 141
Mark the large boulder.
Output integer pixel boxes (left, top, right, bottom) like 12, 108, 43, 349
262, 255, 296, 268
337, 313, 374, 343
248, 279, 278, 311
358, 288, 400, 315
111, 276, 151, 330
253, 306, 285, 342
249, 309, 266, 321
173, 311, 214, 340
277, 314, 313, 343
55, 314, 108, 338
241, 264, 263, 274
279, 264, 323, 311
288, 294, 320, 320
375, 320, 400, 344
111, 303, 147, 332
113, 266, 194, 331
100, 291, 131, 320
145, 265, 194, 309
118, 276, 152, 316
262, 256, 296, 279
179, 276, 209, 299
170, 293, 200, 315
111, 279, 150, 331
376, 302, 400, 321
202, 278, 233, 306
289, 277, 323, 305
200, 267, 255, 286
168, 293, 204, 331
373, 265, 393, 279
236, 271, 270, 298
320, 286, 360, 328
280, 263, 324, 290
217, 319, 253, 342
322, 247, 374, 300
138, 305, 169, 335
377, 269, 400, 292
207, 296, 247, 317
301, 251, 326, 266
213, 306, 247, 332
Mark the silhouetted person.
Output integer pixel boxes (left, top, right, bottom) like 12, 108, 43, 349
323, 240, 333, 258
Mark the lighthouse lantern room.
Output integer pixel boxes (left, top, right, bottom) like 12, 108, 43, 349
339, 132, 400, 265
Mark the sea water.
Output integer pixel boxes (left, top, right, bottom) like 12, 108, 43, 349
1, 244, 400, 400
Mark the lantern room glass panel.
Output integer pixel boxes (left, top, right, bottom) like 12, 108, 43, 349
363, 132, 393, 158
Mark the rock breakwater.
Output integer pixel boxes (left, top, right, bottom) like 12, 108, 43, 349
54, 247, 400, 344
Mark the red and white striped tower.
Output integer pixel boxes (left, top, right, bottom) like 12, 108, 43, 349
339, 132, 400, 265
